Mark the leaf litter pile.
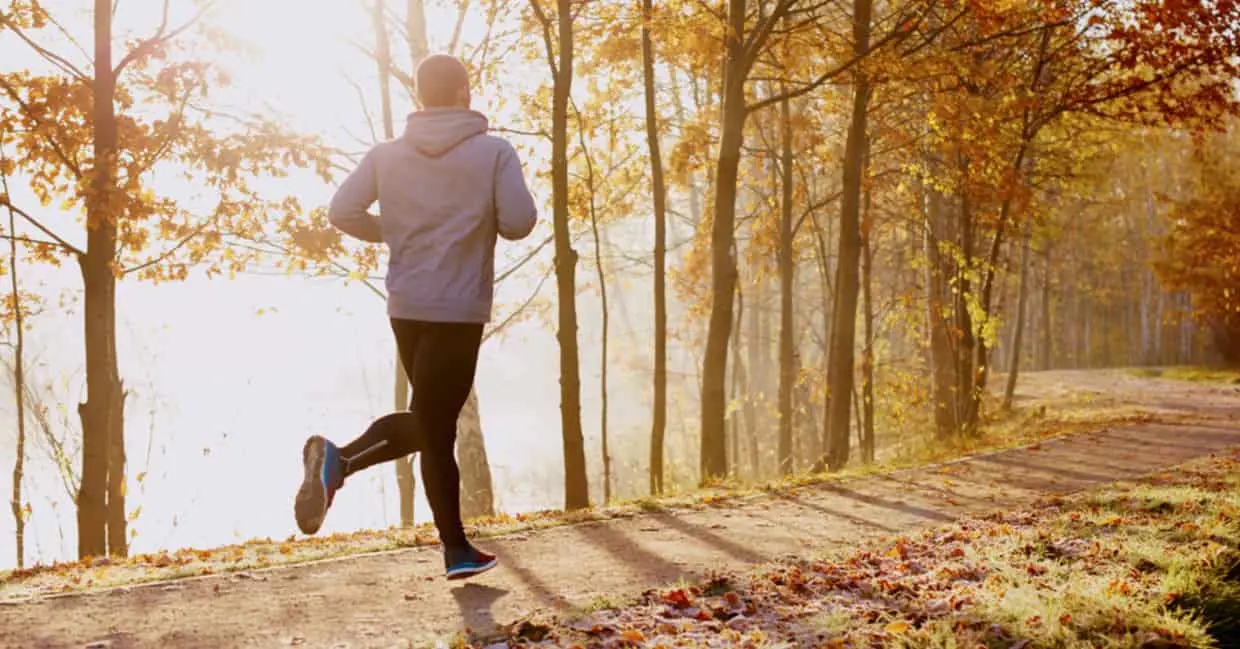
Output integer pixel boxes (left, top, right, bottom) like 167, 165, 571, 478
493, 451, 1240, 649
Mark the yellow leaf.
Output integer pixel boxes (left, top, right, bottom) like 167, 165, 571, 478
128, 505, 142, 522
885, 621, 910, 634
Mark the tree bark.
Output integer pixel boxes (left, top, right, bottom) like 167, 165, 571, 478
859, 164, 875, 464
730, 281, 745, 478
77, 0, 127, 559
1002, 218, 1033, 410
1040, 245, 1052, 370
823, 0, 871, 470
542, 0, 589, 509
925, 189, 959, 439
641, 0, 668, 496
585, 141, 612, 504
371, 0, 418, 529
698, 0, 746, 483
4, 154, 28, 569
776, 84, 795, 476
456, 390, 494, 519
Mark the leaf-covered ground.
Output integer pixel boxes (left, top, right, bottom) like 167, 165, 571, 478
492, 450, 1240, 649
0, 388, 1150, 600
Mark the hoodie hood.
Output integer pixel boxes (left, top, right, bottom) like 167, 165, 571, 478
402, 108, 489, 157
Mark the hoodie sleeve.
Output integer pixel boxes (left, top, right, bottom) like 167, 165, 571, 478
328, 148, 384, 243
493, 141, 537, 241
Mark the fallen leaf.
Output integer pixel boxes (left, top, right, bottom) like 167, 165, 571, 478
885, 620, 910, 634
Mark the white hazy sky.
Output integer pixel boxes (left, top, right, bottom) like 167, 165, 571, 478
0, 0, 704, 570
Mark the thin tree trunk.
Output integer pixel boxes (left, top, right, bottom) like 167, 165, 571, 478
583, 131, 612, 504
1041, 245, 1052, 370
698, 0, 748, 484
776, 83, 796, 476
824, 0, 871, 470
78, 0, 126, 559
730, 281, 744, 478
741, 277, 758, 478
456, 390, 494, 519
808, 211, 833, 467
1003, 219, 1033, 410
372, 0, 418, 529
926, 189, 959, 438
537, 0, 589, 509
4, 153, 28, 569
859, 163, 875, 464
641, 0, 668, 496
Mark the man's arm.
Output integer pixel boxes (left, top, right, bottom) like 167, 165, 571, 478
328, 149, 384, 243
494, 142, 537, 241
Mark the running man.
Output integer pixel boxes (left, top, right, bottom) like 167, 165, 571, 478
293, 54, 537, 581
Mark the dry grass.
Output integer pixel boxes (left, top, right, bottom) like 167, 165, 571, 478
493, 450, 1240, 649
1128, 366, 1240, 384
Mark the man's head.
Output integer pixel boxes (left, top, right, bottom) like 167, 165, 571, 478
415, 54, 471, 109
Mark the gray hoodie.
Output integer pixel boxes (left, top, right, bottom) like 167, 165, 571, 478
328, 108, 537, 323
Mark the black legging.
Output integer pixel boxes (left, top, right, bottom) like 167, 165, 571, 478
337, 319, 483, 548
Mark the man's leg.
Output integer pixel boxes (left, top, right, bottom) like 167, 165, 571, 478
293, 320, 427, 535
409, 321, 492, 578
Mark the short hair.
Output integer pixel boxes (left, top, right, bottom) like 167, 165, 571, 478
415, 54, 470, 108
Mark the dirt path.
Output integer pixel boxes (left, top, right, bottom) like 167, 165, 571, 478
3, 370, 1238, 649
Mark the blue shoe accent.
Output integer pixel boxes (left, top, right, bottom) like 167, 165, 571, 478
295, 436, 341, 535
445, 545, 498, 580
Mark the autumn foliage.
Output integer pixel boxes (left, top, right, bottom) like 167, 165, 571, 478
1155, 127, 1240, 365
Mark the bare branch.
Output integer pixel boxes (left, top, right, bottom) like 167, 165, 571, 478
490, 125, 551, 141
0, 198, 84, 257
121, 221, 212, 276
0, 232, 73, 250
113, 0, 220, 77
483, 257, 553, 344
447, 0, 471, 56
496, 233, 554, 284
45, 11, 91, 62
133, 85, 195, 178
343, 73, 381, 145
746, 19, 911, 115
527, 0, 559, 79
0, 13, 90, 80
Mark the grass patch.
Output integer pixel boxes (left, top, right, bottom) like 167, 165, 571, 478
0, 395, 1159, 600
478, 450, 1240, 649
1128, 365, 1240, 384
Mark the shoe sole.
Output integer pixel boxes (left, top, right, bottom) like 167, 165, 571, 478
295, 436, 328, 535
445, 556, 498, 581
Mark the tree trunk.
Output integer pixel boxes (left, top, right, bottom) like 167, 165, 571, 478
731, 281, 746, 478
859, 166, 875, 464
641, 0, 668, 496
808, 211, 833, 467
394, 370, 415, 527
1040, 245, 1052, 370
698, 2, 746, 483
4, 160, 28, 569
747, 279, 763, 479
371, 0, 418, 529
823, 0, 871, 470
456, 389, 494, 519
545, 0, 589, 510
925, 189, 959, 439
77, 0, 126, 559
1003, 219, 1033, 410
586, 151, 611, 504
953, 193, 979, 435
776, 85, 795, 476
